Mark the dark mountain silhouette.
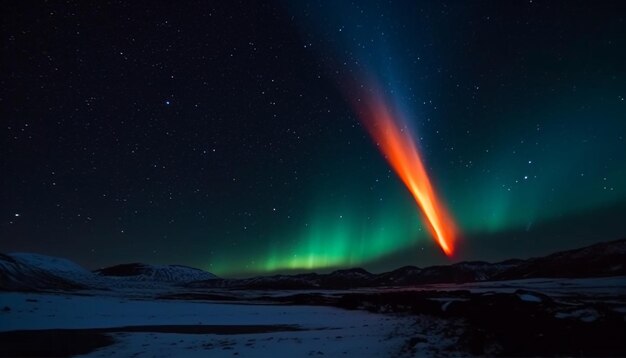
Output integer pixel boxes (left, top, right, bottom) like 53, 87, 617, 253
494, 238, 626, 280
1, 238, 624, 291
189, 238, 626, 290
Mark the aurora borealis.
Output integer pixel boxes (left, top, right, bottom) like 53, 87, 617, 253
2, 1, 626, 277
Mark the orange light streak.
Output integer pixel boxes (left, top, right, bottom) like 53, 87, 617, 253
356, 94, 457, 256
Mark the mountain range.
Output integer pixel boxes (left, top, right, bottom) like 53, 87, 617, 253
188, 238, 626, 289
1, 238, 624, 291
0, 253, 217, 291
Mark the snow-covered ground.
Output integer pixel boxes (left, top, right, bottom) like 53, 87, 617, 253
0, 291, 456, 357
1, 276, 625, 356
1, 251, 624, 357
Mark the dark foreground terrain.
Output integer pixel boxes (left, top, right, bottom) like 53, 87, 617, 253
1, 239, 625, 356
305, 289, 626, 356
158, 281, 626, 357
2, 277, 624, 357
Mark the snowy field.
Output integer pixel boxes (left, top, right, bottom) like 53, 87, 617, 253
1, 276, 625, 356
0, 291, 456, 357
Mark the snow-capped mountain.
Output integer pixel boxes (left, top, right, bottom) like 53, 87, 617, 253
8, 253, 96, 286
0, 253, 84, 291
94, 263, 218, 282
1, 253, 217, 291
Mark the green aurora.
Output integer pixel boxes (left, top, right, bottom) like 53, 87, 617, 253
208, 94, 626, 277
3, 1, 625, 277
204, 1, 626, 276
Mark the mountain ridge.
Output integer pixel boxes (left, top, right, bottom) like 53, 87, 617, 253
1, 253, 218, 291
2, 238, 624, 291
188, 238, 626, 289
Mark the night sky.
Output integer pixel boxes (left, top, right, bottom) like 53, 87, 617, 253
2, 1, 626, 277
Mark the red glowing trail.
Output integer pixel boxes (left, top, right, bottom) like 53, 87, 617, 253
355, 92, 457, 256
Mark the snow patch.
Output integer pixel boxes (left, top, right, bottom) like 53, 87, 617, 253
518, 293, 542, 302
555, 308, 600, 322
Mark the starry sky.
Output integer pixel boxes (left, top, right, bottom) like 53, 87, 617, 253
2, 1, 626, 277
